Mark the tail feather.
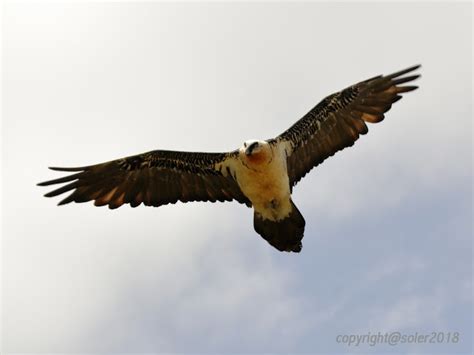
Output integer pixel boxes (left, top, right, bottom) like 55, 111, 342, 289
254, 201, 305, 252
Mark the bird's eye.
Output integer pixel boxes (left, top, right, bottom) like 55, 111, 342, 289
249, 142, 258, 149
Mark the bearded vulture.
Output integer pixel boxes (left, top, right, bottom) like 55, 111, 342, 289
38, 65, 420, 252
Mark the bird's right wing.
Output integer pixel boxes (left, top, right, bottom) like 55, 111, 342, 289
38, 149, 250, 209
271, 65, 421, 189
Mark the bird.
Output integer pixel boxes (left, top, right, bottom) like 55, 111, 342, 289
38, 65, 421, 252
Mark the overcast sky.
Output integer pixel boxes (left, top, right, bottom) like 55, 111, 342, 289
2, 2, 472, 354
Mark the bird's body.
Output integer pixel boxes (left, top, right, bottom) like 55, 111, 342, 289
39, 65, 421, 252
229, 140, 304, 251
228, 140, 292, 221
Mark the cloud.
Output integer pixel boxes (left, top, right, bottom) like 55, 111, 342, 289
69, 222, 312, 352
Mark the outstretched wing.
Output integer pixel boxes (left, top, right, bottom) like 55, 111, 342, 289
38, 150, 250, 209
271, 64, 421, 188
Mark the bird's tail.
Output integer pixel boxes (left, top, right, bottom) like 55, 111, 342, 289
253, 200, 306, 253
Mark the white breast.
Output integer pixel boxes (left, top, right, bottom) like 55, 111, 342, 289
235, 144, 292, 221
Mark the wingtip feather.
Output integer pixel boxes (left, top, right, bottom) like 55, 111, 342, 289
396, 85, 419, 93
49, 166, 85, 172
393, 74, 421, 85
388, 64, 422, 79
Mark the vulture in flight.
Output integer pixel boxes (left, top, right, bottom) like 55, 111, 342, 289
39, 65, 421, 252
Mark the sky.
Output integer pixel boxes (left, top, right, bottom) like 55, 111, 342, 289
2, 2, 472, 354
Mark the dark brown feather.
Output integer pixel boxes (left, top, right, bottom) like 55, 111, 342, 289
272, 65, 421, 187
38, 150, 250, 208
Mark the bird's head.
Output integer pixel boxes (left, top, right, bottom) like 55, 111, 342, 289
239, 140, 272, 164
241, 140, 266, 156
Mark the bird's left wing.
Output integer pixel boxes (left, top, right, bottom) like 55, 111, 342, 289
270, 65, 421, 188
38, 149, 250, 208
